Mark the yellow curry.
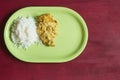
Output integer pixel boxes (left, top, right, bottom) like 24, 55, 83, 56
37, 13, 58, 46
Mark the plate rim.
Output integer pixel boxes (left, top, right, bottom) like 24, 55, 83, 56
4, 6, 88, 63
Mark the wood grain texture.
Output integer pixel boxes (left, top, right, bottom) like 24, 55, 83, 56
0, 0, 120, 80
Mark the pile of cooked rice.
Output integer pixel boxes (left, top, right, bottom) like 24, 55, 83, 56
11, 17, 40, 48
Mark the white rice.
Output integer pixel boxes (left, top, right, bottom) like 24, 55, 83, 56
11, 17, 40, 49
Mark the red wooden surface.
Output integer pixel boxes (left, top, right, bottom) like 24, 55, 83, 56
0, 0, 120, 80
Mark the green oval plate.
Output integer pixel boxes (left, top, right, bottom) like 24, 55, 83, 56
4, 7, 88, 63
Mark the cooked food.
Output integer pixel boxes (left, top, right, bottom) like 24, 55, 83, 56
11, 13, 58, 49
11, 17, 40, 48
37, 13, 58, 46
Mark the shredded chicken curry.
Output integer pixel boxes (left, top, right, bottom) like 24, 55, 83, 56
37, 13, 58, 46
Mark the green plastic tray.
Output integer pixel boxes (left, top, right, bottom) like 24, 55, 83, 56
4, 7, 88, 63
